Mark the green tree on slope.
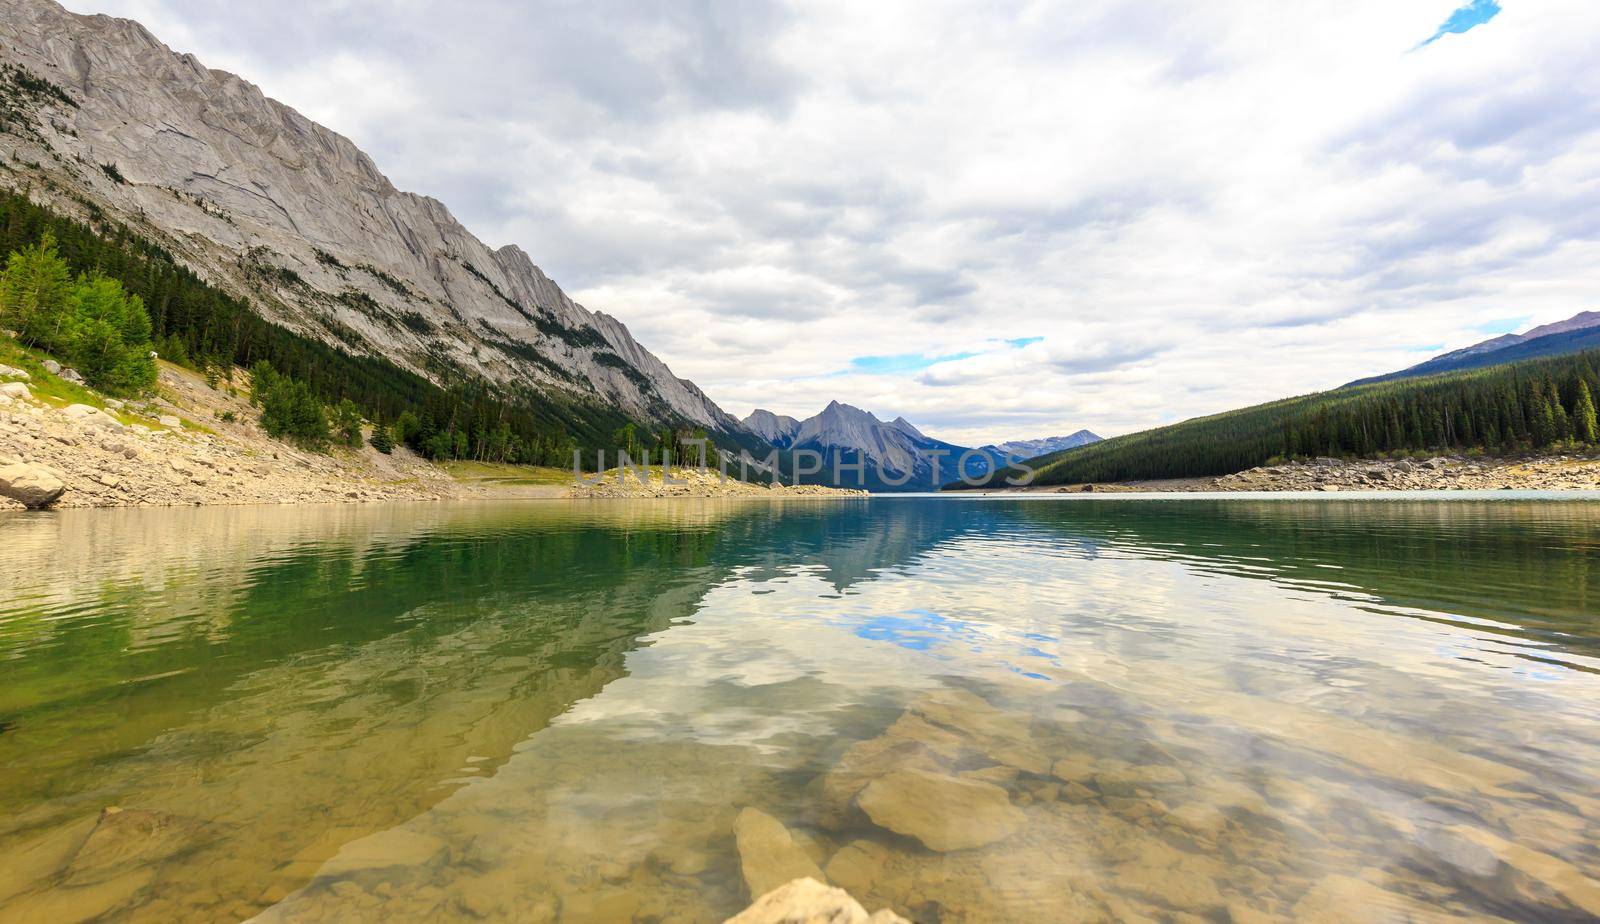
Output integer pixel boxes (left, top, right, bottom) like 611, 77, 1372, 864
0, 232, 156, 394
1576, 380, 1599, 444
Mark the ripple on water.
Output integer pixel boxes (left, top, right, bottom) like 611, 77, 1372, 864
0, 498, 1598, 921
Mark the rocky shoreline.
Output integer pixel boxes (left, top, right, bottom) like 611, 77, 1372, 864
8, 352, 1596, 512
0, 358, 868, 511
0, 363, 455, 511
1030, 453, 1600, 495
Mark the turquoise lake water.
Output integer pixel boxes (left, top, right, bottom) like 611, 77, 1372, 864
2, 495, 1599, 922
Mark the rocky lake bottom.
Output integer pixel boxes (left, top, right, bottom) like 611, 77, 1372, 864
1, 496, 1598, 922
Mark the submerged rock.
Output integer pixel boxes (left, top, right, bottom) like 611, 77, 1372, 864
0, 806, 214, 922
909, 689, 1050, 774
857, 769, 1025, 852
0, 460, 66, 508
1445, 825, 1600, 917
818, 732, 947, 830
317, 828, 449, 877
733, 808, 827, 899
724, 877, 909, 924
65, 806, 211, 886
818, 687, 1047, 833
1290, 874, 1443, 923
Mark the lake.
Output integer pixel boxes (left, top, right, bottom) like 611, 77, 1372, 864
2, 495, 1599, 922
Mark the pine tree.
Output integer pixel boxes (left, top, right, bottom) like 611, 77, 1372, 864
0, 232, 72, 347
1549, 380, 1571, 442
1575, 379, 1599, 445
333, 398, 364, 448
369, 409, 394, 454
1532, 393, 1558, 447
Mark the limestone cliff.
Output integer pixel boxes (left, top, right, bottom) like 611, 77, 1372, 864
0, 0, 743, 432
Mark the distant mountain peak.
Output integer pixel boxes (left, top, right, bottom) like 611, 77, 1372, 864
888, 416, 927, 440
742, 409, 802, 447
1350, 309, 1600, 387
982, 431, 1103, 462
1523, 310, 1600, 341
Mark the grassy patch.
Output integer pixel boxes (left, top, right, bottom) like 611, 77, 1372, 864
440, 460, 574, 486
0, 339, 188, 430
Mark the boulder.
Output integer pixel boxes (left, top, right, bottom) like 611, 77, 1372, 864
42, 359, 61, 374
818, 732, 948, 830
725, 878, 909, 924
61, 368, 85, 384
856, 769, 1025, 852
733, 808, 827, 899
158, 415, 182, 428
0, 461, 66, 508
0, 363, 29, 380
61, 403, 122, 429
0, 381, 28, 398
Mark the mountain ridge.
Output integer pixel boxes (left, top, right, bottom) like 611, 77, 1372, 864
1348, 311, 1600, 387
743, 402, 972, 491
980, 431, 1102, 461
0, 0, 746, 436
740, 404, 1100, 490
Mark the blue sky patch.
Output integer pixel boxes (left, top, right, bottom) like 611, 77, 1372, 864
1475, 316, 1528, 335
849, 351, 978, 375
848, 336, 1041, 375
1417, 0, 1501, 48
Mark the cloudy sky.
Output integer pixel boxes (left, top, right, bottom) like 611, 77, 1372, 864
64, 0, 1600, 443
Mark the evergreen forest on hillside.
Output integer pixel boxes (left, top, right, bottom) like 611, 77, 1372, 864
965, 351, 1600, 488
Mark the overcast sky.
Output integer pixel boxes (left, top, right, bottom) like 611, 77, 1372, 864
63, 0, 1600, 444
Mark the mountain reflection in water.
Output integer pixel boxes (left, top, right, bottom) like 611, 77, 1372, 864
1, 496, 1598, 922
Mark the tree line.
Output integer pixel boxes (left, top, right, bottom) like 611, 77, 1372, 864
983, 349, 1600, 487
0, 188, 655, 465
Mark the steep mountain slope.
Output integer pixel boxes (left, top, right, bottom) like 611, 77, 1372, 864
0, 0, 745, 436
1349, 311, 1600, 387
744, 402, 977, 491
743, 409, 801, 448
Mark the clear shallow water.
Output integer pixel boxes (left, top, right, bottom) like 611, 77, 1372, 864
1, 496, 1598, 922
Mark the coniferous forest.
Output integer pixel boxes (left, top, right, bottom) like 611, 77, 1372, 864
0, 187, 656, 466
970, 350, 1600, 488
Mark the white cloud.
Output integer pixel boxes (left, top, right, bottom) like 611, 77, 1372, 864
62, 0, 1600, 445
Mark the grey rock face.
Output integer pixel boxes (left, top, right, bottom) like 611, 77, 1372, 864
0, 0, 742, 433
746, 401, 975, 490
743, 409, 802, 448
